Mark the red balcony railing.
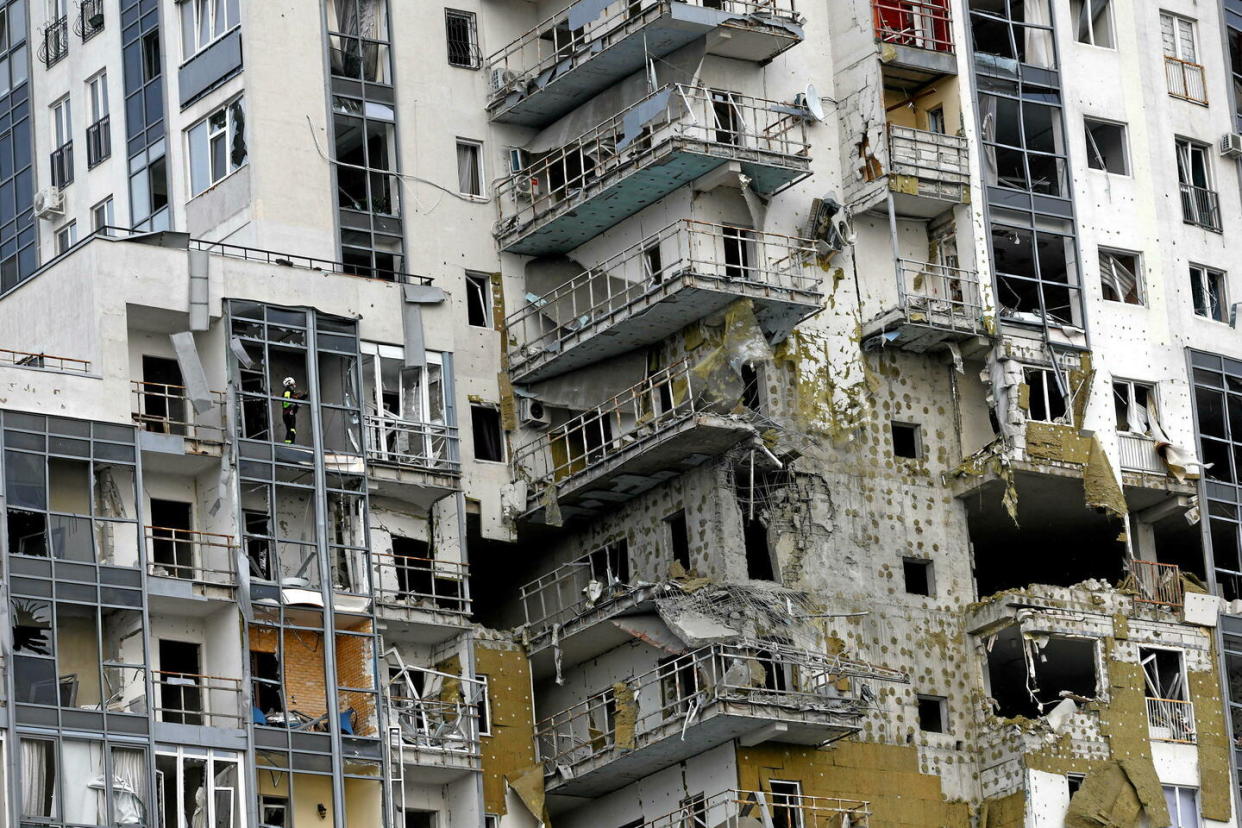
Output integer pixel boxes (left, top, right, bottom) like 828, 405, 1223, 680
873, 0, 953, 53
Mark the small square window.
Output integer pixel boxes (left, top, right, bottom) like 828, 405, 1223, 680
1099, 249, 1141, 304
1190, 264, 1228, 322
466, 272, 491, 328
916, 694, 946, 733
891, 422, 921, 459
1070, 0, 1114, 48
1084, 118, 1128, 174
456, 139, 484, 197
903, 558, 933, 596
1023, 367, 1069, 424
471, 405, 504, 462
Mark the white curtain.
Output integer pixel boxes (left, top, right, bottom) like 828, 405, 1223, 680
978, 95, 998, 186
457, 144, 481, 195
1022, 0, 1054, 68
65, 741, 105, 825
20, 740, 52, 819
111, 748, 148, 827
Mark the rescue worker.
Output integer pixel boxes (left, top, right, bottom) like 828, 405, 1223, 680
281, 377, 308, 443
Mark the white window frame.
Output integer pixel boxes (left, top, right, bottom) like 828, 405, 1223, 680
767, 780, 804, 828
456, 138, 485, 198
1098, 248, 1142, 305
1071, 0, 1114, 48
91, 196, 114, 231
1112, 379, 1156, 435
1160, 12, 1198, 62
475, 674, 491, 735
465, 272, 491, 328
1083, 117, 1129, 175
186, 97, 245, 197
1023, 367, 1070, 424
86, 71, 108, 124
54, 220, 76, 254
155, 748, 243, 828
179, 0, 241, 63
1162, 784, 1200, 827
1189, 263, 1228, 322
51, 95, 71, 148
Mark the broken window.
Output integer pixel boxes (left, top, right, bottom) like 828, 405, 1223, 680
659, 654, 700, 718
466, 272, 491, 327
985, 627, 1099, 718
744, 514, 775, 581
1177, 139, 1219, 230
1141, 648, 1185, 701
471, 405, 504, 462
475, 674, 491, 735
187, 97, 246, 197
722, 225, 755, 280
1224, 635, 1242, 747
917, 694, 946, 732
903, 558, 933, 596
445, 9, 480, 68
891, 421, 922, 459
328, 0, 391, 84
666, 510, 691, 571
588, 540, 629, 585
1112, 380, 1154, 435
1163, 785, 1199, 827
456, 139, 484, 197
680, 794, 707, 828
1098, 248, 1141, 304
991, 220, 1082, 326
978, 91, 1068, 197
768, 780, 804, 828
1190, 264, 1228, 322
1070, 0, 1114, 47
19, 738, 57, 820
1023, 367, 1068, 423
1084, 118, 1127, 174
335, 97, 398, 216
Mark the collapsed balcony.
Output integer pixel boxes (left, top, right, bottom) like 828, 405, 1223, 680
386, 656, 484, 780
512, 359, 758, 523
487, 0, 804, 127
362, 415, 461, 506
641, 790, 871, 828
508, 220, 822, 383
494, 85, 812, 255
880, 124, 970, 216
862, 257, 987, 352
872, 0, 956, 87
536, 642, 908, 797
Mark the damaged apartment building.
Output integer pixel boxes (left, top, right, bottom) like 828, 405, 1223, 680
3, 0, 1242, 827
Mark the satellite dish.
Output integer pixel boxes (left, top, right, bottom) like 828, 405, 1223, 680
805, 83, 824, 122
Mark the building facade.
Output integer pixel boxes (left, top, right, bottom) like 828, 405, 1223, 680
0, 0, 1240, 826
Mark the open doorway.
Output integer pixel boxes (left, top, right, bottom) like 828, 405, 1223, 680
158, 639, 203, 725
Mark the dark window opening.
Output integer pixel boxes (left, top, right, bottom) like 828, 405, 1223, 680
466, 272, 490, 327
149, 499, 192, 576
891, 421, 921, 459
722, 225, 754, 280
141, 31, 160, 82
250, 650, 283, 719
471, 405, 504, 462
1024, 367, 1069, 423
903, 558, 933, 596
1190, 265, 1227, 322
917, 694, 946, 733
588, 539, 629, 585
744, 516, 775, 581
666, 510, 691, 571
986, 627, 1098, 719
1067, 774, 1085, 796
445, 10, 480, 68
768, 781, 803, 828
740, 362, 762, 413
391, 535, 433, 599
1084, 118, 1127, 174
261, 797, 288, 828
158, 638, 202, 725
1140, 647, 1185, 701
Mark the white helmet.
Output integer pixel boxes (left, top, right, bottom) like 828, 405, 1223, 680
282, 377, 296, 388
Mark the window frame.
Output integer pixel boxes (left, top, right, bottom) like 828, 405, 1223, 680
50, 95, 71, 149
54, 220, 76, 255
86, 70, 108, 124
1189, 263, 1228, 323
456, 138, 485, 198
186, 97, 246, 197
469, 403, 505, 463
1098, 247, 1143, 305
1112, 379, 1156, 436
475, 673, 491, 735
1071, 0, 1115, 48
444, 9, 481, 69
1023, 366, 1070, 424
91, 196, 114, 231
465, 271, 491, 328
890, 421, 923, 459
916, 693, 948, 733
179, 0, 241, 64
1083, 117, 1129, 175
767, 780, 804, 828
1160, 11, 1198, 63
1162, 784, 1200, 827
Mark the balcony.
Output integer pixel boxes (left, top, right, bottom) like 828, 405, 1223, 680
862, 258, 987, 352
1165, 56, 1207, 105
372, 554, 471, 643
872, 0, 956, 87
508, 220, 822, 383
146, 526, 238, 593
50, 141, 74, 189
1146, 696, 1195, 744
1127, 559, 1184, 610
536, 643, 908, 797
86, 116, 111, 168
487, 0, 804, 127
1180, 183, 1221, 232
363, 415, 461, 506
883, 125, 969, 216
511, 359, 758, 523
1118, 433, 1166, 476
387, 669, 483, 780
39, 16, 68, 66
642, 790, 871, 828
494, 84, 812, 256
132, 380, 226, 443
0, 346, 90, 373
75, 0, 104, 40
154, 671, 245, 731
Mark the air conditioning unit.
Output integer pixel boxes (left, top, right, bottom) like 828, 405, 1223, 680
1222, 133, 1242, 159
489, 67, 518, 94
518, 397, 550, 428
33, 188, 64, 220
515, 174, 537, 201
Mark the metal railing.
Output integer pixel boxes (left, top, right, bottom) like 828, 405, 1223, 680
886, 124, 969, 197
512, 358, 737, 491
1179, 183, 1221, 232
536, 642, 907, 774
388, 671, 484, 761
486, 0, 800, 107
893, 258, 982, 332
872, 0, 952, 53
0, 346, 90, 373
75, 0, 104, 40
185, 236, 434, 286
145, 526, 238, 587
1128, 559, 1184, 609
50, 142, 73, 189
1165, 56, 1207, 104
495, 84, 810, 236
1118, 434, 1165, 474
39, 16, 68, 66
131, 380, 227, 441
363, 415, 460, 474
1146, 696, 1196, 743
86, 116, 110, 167
154, 671, 245, 728
507, 220, 820, 372
373, 553, 470, 615
643, 790, 871, 828
519, 547, 631, 635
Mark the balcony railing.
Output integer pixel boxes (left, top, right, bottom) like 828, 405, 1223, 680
893, 258, 982, 333
154, 671, 244, 728
536, 643, 907, 776
873, 0, 952, 53
146, 526, 238, 587
363, 415, 460, 474
1165, 56, 1207, 104
486, 0, 801, 115
1118, 433, 1165, 475
39, 16, 68, 66
507, 219, 820, 379
1146, 696, 1195, 743
1128, 559, 1184, 609
75, 0, 104, 40
512, 358, 741, 492
86, 116, 111, 168
520, 549, 633, 636
1180, 183, 1221, 232
886, 124, 969, 199
50, 141, 73, 189
388, 670, 484, 764
132, 380, 227, 442
373, 553, 470, 616
643, 790, 871, 828
0, 346, 90, 373
495, 84, 810, 250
